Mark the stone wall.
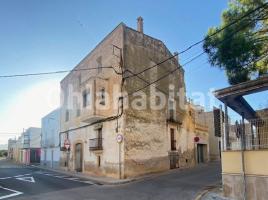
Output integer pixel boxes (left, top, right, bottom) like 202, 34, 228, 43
59, 22, 209, 179
122, 26, 186, 177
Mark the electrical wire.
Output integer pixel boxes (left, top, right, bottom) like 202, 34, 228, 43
126, 7, 268, 97
177, 2, 268, 55
5, 3, 268, 137
1, 2, 267, 79
0, 66, 122, 78
126, 52, 205, 97
125, 6, 268, 82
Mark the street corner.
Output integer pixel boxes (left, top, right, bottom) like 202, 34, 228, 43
195, 185, 232, 200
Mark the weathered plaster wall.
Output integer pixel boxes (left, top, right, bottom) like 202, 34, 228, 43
122, 26, 186, 177
59, 23, 209, 179
60, 24, 124, 132
222, 150, 268, 199
60, 24, 125, 178
179, 105, 209, 166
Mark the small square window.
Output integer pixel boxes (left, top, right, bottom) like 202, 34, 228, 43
100, 88, 105, 105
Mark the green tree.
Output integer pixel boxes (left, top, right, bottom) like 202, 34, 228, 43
203, 0, 268, 85
0, 150, 8, 157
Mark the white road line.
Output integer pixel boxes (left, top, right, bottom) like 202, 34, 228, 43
0, 186, 23, 200
0, 173, 32, 180
68, 179, 98, 185
16, 176, 35, 183
13, 175, 24, 178
27, 171, 98, 185
0, 177, 12, 180
64, 177, 79, 180
35, 171, 44, 174
40, 173, 98, 185
54, 176, 68, 178
79, 181, 97, 185
13, 173, 32, 178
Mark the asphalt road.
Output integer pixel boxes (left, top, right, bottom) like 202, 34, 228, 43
0, 159, 221, 200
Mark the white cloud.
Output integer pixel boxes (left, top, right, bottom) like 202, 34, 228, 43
0, 79, 60, 144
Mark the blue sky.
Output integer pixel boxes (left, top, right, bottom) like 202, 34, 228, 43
0, 0, 267, 145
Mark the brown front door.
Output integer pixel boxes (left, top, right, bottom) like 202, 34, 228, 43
75, 143, 83, 172
170, 128, 176, 151
169, 128, 178, 169
197, 144, 205, 163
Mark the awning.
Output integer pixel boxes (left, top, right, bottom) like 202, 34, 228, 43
214, 75, 268, 120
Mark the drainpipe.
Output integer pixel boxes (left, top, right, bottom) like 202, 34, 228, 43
119, 142, 122, 179
241, 114, 247, 200
66, 132, 70, 171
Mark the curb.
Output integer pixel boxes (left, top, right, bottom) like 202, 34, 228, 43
29, 164, 135, 185
194, 190, 209, 200
194, 184, 222, 200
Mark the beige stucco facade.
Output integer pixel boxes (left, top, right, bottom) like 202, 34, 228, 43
13, 136, 22, 163
222, 150, 268, 200
59, 21, 209, 179
202, 110, 222, 161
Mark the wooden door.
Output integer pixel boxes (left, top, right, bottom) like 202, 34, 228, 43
197, 144, 204, 163
170, 128, 176, 151
75, 143, 83, 172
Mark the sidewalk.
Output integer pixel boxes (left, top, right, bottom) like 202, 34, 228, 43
195, 184, 233, 200
30, 164, 135, 185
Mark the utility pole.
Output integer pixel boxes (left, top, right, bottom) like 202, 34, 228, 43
241, 114, 247, 200
224, 103, 229, 149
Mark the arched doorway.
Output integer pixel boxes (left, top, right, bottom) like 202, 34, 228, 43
75, 143, 83, 172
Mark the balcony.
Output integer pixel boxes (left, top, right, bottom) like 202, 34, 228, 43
89, 138, 103, 151
80, 110, 105, 124
167, 110, 182, 125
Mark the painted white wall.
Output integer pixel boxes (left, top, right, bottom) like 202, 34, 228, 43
29, 128, 41, 148
41, 108, 60, 166
22, 127, 41, 148
41, 108, 60, 148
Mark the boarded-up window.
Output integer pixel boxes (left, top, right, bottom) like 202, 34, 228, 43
82, 90, 90, 107
100, 88, 105, 105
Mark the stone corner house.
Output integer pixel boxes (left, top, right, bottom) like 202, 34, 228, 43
59, 17, 210, 179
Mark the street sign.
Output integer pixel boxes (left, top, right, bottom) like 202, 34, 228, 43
64, 139, 71, 150
116, 134, 123, 143
194, 136, 200, 143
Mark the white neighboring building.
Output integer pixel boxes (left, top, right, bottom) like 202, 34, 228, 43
20, 127, 42, 164
41, 108, 60, 169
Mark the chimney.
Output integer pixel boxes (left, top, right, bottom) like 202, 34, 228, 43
137, 16, 143, 33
